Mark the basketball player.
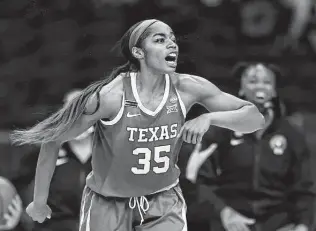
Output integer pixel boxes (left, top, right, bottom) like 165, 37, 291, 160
11, 19, 265, 231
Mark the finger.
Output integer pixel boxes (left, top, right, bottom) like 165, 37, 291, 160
185, 129, 193, 144
9, 199, 22, 216
196, 131, 206, 144
177, 125, 185, 138
182, 128, 189, 143
189, 132, 196, 144
181, 121, 195, 143
202, 143, 218, 157
3, 213, 13, 221
179, 125, 189, 142
47, 206, 52, 219
196, 134, 203, 144
3, 213, 19, 229
191, 132, 199, 144
196, 143, 217, 166
12, 195, 22, 208
239, 216, 255, 225
193, 142, 202, 153
7, 204, 15, 215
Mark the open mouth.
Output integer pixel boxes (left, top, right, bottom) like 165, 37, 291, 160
255, 91, 266, 100
165, 52, 177, 66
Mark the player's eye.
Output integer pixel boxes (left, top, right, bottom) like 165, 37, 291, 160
155, 38, 165, 43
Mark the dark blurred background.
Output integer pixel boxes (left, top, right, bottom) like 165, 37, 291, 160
0, 0, 315, 129
0, 0, 316, 230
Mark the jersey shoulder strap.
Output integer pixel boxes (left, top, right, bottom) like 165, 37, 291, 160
123, 72, 138, 107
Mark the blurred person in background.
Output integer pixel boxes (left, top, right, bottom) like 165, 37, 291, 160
177, 104, 214, 231
21, 89, 93, 231
275, 0, 313, 51
0, 137, 37, 231
0, 177, 23, 231
185, 63, 315, 231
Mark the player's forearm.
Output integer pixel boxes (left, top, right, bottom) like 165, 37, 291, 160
208, 104, 265, 134
33, 142, 60, 205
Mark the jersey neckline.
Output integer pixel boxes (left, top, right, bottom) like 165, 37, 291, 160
130, 72, 170, 116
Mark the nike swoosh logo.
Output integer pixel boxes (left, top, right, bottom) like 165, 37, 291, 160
127, 112, 141, 118
230, 139, 244, 146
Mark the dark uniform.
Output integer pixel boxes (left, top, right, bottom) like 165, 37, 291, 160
193, 117, 315, 231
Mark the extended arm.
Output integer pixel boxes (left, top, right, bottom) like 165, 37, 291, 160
177, 75, 264, 143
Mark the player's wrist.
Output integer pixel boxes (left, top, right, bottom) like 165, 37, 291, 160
33, 198, 47, 207
203, 112, 214, 127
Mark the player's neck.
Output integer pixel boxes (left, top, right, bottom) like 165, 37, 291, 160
137, 69, 166, 94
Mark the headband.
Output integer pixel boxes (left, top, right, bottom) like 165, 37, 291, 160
129, 19, 159, 52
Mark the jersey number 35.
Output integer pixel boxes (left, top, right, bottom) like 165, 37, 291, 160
131, 145, 170, 175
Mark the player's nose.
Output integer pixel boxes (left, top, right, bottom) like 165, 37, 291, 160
167, 40, 177, 49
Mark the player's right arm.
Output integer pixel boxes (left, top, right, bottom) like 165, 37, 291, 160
27, 76, 124, 223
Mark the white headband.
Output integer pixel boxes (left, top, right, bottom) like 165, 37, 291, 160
128, 19, 159, 52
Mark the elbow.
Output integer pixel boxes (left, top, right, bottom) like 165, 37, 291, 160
251, 104, 265, 130
242, 104, 265, 133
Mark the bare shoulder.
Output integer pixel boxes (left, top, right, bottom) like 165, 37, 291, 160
85, 74, 124, 118
170, 72, 220, 97
99, 74, 124, 101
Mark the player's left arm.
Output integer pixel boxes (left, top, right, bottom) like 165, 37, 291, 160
177, 74, 265, 143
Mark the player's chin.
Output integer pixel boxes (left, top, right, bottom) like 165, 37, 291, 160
161, 63, 177, 73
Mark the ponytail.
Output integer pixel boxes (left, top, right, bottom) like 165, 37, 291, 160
11, 62, 132, 146
11, 19, 153, 146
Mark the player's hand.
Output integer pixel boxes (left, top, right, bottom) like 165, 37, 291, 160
26, 201, 51, 223
0, 195, 23, 230
186, 142, 218, 183
220, 206, 255, 231
178, 113, 212, 144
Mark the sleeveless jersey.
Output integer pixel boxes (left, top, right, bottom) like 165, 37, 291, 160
86, 72, 186, 197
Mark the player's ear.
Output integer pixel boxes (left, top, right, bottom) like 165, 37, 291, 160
131, 47, 144, 60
